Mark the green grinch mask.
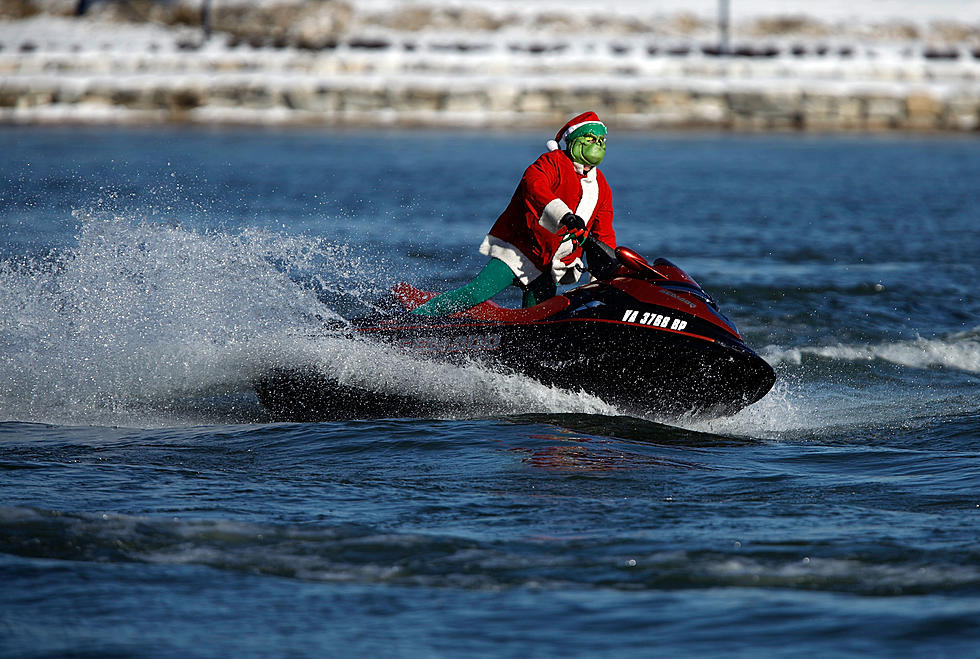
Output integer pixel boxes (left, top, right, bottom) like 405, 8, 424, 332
568, 133, 606, 167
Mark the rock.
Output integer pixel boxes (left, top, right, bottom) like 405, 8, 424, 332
906, 93, 944, 129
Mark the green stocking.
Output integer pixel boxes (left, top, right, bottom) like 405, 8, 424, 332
411, 258, 516, 316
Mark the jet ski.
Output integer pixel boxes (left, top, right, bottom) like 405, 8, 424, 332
254, 243, 776, 421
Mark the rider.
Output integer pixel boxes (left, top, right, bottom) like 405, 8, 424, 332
411, 111, 618, 316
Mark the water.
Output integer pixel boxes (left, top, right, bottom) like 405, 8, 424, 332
1, 126, 978, 657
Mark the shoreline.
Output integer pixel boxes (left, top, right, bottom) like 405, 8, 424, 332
6, 121, 980, 142
3, 12, 979, 133
5, 78, 977, 134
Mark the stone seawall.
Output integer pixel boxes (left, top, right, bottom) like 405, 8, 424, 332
5, 74, 978, 133
2, 15, 979, 132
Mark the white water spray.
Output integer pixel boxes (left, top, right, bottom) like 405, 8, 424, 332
0, 214, 616, 427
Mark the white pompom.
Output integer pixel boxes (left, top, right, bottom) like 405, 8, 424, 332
546, 139, 560, 152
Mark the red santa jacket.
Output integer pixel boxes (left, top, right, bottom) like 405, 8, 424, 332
479, 149, 616, 285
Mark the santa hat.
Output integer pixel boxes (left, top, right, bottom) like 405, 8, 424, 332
546, 111, 607, 152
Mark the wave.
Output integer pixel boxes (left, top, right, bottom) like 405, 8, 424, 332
4, 505, 977, 595
765, 331, 980, 374
687, 331, 980, 438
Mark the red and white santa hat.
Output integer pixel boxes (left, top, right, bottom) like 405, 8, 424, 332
546, 111, 607, 152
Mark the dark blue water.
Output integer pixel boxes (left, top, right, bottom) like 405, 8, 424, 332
1, 126, 979, 657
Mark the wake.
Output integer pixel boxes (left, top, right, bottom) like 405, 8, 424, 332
0, 214, 617, 427
5, 214, 968, 434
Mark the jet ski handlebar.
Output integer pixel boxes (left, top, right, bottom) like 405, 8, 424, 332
583, 235, 666, 280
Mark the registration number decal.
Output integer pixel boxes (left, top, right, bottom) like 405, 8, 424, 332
622, 309, 688, 331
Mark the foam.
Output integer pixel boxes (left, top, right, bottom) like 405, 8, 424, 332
767, 332, 980, 374
0, 213, 617, 427
680, 330, 980, 438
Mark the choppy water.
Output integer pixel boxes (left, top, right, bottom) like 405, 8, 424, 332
1, 126, 978, 657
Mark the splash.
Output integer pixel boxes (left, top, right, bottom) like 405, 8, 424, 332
0, 215, 338, 424
0, 214, 616, 427
688, 329, 980, 438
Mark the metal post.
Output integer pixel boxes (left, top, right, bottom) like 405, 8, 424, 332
719, 0, 730, 56
202, 0, 212, 41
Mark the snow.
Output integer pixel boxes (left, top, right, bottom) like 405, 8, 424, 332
1, 2, 978, 128
251, 0, 979, 24
336, 0, 976, 27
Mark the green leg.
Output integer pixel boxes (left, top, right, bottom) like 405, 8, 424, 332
411, 258, 516, 316
521, 272, 556, 308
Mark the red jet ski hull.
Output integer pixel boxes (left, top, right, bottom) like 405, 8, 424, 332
254, 250, 776, 421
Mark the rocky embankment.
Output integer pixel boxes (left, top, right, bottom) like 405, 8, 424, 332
2, 0, 979, 131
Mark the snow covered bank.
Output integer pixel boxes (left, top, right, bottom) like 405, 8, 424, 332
1, 4, 979, 131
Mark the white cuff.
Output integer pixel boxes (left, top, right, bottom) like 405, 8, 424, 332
538, 198, 572, 233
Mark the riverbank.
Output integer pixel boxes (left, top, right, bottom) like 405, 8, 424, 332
2, 4, 979, 132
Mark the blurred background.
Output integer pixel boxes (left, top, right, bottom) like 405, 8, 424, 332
2, 0, 979, 131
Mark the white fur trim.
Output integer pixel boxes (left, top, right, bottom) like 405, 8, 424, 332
539, 198, 572, 233
539, 167, 599, 286
574, 167, 599, 221
479, 235, 541, 285
546, 139, 559, 152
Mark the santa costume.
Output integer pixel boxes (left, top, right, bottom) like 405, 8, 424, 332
411, 111, 617, 316
480, 111, 616, 286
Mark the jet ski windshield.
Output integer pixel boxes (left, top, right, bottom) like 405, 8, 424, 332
615, 246, 663, 277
